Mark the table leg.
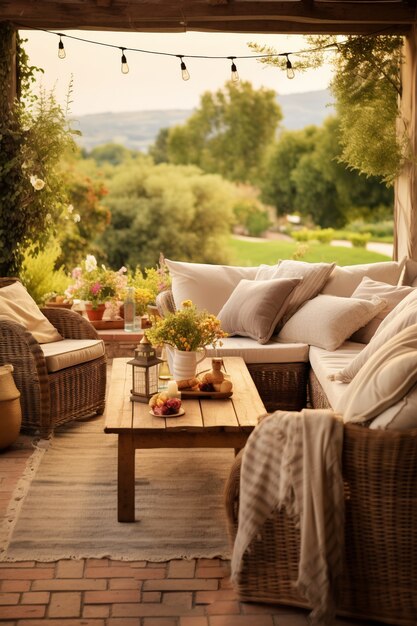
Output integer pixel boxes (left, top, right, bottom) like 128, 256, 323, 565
117, 433, 135, 522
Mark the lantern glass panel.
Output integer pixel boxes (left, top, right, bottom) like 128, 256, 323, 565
133, 367, 147, 395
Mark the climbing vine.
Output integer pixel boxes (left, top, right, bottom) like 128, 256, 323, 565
0, 24, 78, 275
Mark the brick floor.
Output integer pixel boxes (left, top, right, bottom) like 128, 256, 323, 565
0, 433, 383, 626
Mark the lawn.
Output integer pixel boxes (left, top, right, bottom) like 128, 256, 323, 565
227, 237, 391, 266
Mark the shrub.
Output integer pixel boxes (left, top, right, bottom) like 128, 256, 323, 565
347, 232, 371, 248
291, 228, 312, 242
314, 228, 335, 244
19, 240, 71, 304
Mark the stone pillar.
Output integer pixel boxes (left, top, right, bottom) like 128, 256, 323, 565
394, 27, 417, 261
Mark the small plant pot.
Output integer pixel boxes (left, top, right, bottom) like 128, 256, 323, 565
85, 303, 106, 321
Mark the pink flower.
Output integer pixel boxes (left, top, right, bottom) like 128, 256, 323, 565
90, 282, 102, 296
72, 267, 82, 279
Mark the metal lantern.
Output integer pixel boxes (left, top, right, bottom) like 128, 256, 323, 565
128, 335, 162, 402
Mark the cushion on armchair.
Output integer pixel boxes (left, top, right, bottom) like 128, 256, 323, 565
0, 281, 63, 344
40, 339, 105, 373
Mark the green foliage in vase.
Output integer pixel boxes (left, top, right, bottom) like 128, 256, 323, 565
0, 27, 79, 275
249, 34, 404, 183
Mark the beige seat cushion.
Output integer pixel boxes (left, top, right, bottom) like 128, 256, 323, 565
205, 336, 309, 364
165, 259, 258, 316
0, 281, 62, 344
40, 339, 105, 373
308, 342, 364, 411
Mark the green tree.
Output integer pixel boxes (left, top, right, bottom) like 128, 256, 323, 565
261, 126, 319, 215
250, 35, 404, 183
88, 143, 137, 166
99, 160, 235, 268
149, 127, 170, 164
166, 81, 282, 184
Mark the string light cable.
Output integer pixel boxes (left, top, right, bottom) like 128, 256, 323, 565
23, 25, 390, 82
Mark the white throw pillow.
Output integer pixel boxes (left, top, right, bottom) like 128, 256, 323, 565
331, 294, 417, 383
165, 259, 258, 316
349, 278, 414, 343
217, 278, 301, 344
370, 384, 417, 430
341, 324, 417, 425
0, 281, 63, 344
256, 260, 335, 328
278, 294, 386, 351
321, 258, 406, 297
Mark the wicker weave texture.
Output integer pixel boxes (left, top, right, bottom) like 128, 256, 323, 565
0, 278, 106, 437
225, 372, 417, 625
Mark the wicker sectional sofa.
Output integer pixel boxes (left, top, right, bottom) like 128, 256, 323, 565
157, 258, 417, 626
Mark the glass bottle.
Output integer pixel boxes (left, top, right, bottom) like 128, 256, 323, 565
158, 345, 171, 389
124, 287, 136, 332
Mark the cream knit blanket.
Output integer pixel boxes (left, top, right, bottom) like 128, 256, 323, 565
231, 409, 344, 626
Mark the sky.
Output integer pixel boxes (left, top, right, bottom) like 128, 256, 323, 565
21, 30, 334, 117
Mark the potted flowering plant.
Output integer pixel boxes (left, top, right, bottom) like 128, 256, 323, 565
66, 255, 128, 320
146, 300, 227, 380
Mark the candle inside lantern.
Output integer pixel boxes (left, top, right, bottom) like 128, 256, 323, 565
166, 380, 180, 398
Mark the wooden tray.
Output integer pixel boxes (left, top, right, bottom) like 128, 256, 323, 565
180, 390, 233, 399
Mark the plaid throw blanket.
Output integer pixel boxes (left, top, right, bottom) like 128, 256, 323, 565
231, 409, 344, 626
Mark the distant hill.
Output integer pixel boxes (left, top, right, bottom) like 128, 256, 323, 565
74, 89, 334, 152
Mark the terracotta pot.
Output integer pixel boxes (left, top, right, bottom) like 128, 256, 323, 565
0, 364, 22, 450
85, 302, 106, 321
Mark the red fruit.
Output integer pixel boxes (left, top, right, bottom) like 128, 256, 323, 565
166, 398, 181, 412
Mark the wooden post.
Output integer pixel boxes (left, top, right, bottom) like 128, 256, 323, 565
394, 27, 417, 261
0, 23, 18, 121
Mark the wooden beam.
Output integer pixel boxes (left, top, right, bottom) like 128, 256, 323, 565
0, 23, 18, 121
0, 0, 414, 34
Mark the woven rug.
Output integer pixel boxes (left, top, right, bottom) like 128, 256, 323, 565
0, 415, 234, 562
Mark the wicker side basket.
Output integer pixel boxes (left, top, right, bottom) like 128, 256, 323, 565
225, 373, 417, 625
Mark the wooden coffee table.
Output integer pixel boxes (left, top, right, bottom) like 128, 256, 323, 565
104, 356, 266, 522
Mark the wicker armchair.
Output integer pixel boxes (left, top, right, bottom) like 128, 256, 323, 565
0, 278, 107, 438
155, 289, 308, 412
224, 371, 417, 626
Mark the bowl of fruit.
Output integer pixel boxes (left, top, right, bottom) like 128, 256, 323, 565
148, 393, 184, 417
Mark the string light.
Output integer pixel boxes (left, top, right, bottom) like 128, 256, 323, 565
229, 57, 239, 82
120, 48, 129, 74
28, 28, 348, 83
285, 54, 295, 80
58, 35, 66, 59
178, 56, 190, 81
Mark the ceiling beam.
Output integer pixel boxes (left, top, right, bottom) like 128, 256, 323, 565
0, 0, 413, 35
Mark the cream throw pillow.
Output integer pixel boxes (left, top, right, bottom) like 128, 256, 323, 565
349, 277, 414, 343
369, 384, 417, 430
217, 277, 301, 344
330, 292, 417, 383
256, 260, 335, 328
321, 258, 406, 297
278, 294, 386, 351
165, 259, 258, 316
0, 282, 63, 344
341, 324, 417, 425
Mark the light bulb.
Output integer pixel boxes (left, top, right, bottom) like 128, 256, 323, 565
285, 55, 295, 80
121, 49, 129, 74
58, 36, 66, 59
179, 57, 190, 81
230, 58, 239, 82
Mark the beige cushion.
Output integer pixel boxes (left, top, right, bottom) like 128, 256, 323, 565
0, 281, 62, 344
370, 383, 417, 430
40, 339, 105, 373
321, 259, 406, 297
279, 294, 386, 351
205, 336, 309, 364
217, 278, 300, 344
165, 259, 258, 316
349, 278, 414, 343
308, 342, 364, 411
331, 293, 417, 383
341, 324, 417, 424
256, 260, 335, 328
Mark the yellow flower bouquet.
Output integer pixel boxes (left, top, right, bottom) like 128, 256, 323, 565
146, 300, 227, 352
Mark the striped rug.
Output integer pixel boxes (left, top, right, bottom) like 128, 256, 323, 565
0, 415, 233, 562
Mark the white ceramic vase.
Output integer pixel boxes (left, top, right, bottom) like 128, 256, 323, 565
166, 346, 206, 382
